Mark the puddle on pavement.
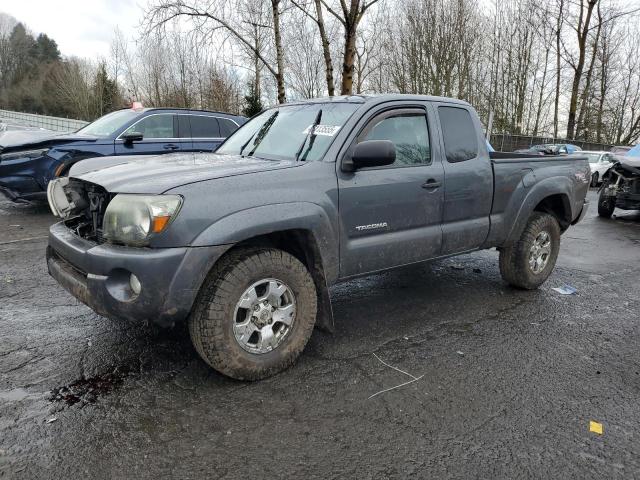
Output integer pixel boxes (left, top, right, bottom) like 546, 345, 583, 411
48, 366, 130, 407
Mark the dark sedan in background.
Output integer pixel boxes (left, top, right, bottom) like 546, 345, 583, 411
0, 106, 245, 202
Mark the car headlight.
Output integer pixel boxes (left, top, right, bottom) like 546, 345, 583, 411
0, 148, 49, 162
103, 194, 183, 246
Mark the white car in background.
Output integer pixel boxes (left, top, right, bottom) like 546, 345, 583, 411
581, 151, 616, 187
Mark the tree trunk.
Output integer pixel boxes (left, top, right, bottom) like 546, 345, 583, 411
575, 3, 602, 140
314, 0, 335, 96
271, 0, 286, 103
553, 0, 564, 139
566, 0, 598, 140
341, 21, 358, 95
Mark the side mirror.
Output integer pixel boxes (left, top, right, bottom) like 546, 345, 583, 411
121, 131, 143, 144
342, 140, 396, 172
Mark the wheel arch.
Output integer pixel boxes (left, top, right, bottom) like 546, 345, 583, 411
194, 211, 337, 333
502, 177, 575, 246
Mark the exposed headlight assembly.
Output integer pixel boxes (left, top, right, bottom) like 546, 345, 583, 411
0, 148, 49, 162
103, 194, 183, 246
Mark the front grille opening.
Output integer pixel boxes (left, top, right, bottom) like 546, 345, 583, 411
62, 179, 113, 243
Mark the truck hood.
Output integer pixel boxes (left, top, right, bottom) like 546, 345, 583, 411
70, 152, 299, 193
0, 130, 99, 153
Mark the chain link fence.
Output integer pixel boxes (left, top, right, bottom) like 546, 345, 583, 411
490, 133, 614, 152
0, 109, 88, 133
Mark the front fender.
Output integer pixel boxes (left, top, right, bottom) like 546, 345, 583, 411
191, 201, 339, 282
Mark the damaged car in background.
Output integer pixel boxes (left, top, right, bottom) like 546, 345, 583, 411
0, 105, 245, 203
597, 153, 640, 217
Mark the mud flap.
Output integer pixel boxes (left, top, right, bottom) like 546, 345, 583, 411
314, 277, 335, 333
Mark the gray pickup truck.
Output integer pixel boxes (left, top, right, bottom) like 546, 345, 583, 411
46, 94, 590, 380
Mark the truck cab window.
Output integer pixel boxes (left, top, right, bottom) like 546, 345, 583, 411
362, 113, 431, 166
438, 106, 478, 162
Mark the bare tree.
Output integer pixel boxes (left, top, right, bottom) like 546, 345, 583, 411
565, 0, 599, 139
320, 0, 380, 95
291, 0, 336, 95
145, 0, 288, 103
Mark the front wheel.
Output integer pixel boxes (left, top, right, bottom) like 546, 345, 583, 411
499, 212, 561, 290
189, 248, 317, 380
590, 172, 599, 187
597, 189, 615, 218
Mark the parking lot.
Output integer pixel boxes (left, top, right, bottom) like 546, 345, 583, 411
1, 189, 639, 479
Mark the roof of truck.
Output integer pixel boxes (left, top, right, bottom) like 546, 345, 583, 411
288, 93, 471, 107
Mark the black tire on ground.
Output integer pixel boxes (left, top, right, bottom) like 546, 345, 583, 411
499, 212, 561, 290
590, 172, 599, 187
597, 189, 615, 218
188, 247, 317, 380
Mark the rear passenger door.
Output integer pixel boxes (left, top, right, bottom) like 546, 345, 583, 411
337, 105, 445, 278
115, 113, 183, 155
435, 104, 493, 254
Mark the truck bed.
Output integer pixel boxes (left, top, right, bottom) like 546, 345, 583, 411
483, 151, 590, 248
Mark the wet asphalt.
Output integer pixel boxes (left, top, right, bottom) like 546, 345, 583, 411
0, 190, 639, 479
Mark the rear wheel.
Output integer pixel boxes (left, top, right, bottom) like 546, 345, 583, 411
499, 212, 561, 289
590, 172, 599, 187
597, 188, 615, 218
189, 248, 317, 380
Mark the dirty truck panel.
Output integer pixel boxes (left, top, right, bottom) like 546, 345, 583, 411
46, 94, 590, 380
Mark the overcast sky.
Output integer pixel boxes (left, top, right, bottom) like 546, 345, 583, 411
1, 0, 145, 59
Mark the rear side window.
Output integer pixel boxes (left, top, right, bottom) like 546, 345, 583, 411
177, 115, 191, 138
190, 116, 221, 138
218, 118, 238, 137
438, 106, 478, 163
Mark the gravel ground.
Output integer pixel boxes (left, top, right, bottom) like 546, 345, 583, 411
1, 190, 639, 479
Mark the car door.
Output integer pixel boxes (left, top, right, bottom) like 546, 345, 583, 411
434, 104, 493, 255
189, 115, 224, 152
114, 113, 182, 155
337, 105, 445, 278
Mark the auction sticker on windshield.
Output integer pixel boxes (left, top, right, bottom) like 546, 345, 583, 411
303, 125, 341, 136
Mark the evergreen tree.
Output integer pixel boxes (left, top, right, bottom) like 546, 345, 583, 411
35, 33, 60, 62
242, 80, 263, 118
93, 62, 120, 116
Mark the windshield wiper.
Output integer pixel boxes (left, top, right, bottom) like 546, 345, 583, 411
295, 109, 323, 162
239, 111, 279, 157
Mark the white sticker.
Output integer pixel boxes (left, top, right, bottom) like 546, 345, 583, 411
302, 124, 341, 136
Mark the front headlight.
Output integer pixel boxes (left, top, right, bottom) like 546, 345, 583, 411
0, 148, 49, 162
103, 194, 183, 246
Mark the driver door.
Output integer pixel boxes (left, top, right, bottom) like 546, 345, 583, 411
337, 106, 444, 278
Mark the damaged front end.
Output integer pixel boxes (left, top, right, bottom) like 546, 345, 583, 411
598, 158, 640, 215
47, 177, 112, 242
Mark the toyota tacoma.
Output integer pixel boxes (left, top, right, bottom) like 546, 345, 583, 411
46, 95, 590, 380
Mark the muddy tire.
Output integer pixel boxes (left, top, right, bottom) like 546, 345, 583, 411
499, 212, 561, 290
188, 248, 317, 380
597, 189, 615, 218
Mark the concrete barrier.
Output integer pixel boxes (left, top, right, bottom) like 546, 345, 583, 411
0, 109, 88, 133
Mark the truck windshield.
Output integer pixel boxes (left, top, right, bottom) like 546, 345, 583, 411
217, 103, 359, 161
76, 110, 140, 137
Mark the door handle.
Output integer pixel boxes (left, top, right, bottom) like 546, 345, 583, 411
163, 144, 179, 150
421, 179, 441, 190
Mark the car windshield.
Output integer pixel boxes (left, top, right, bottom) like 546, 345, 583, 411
217, 103, 359, 161
584, 153, 601, 163
76, 110, 141, 137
